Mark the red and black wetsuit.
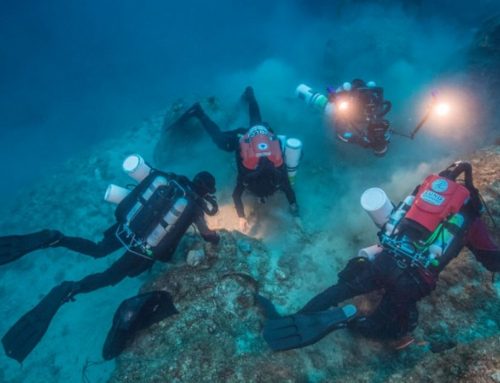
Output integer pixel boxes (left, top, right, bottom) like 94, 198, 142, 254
299, 162, 499, 340
191, 88, 297, 218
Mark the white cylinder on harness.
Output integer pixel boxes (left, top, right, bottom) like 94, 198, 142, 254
358, 244, 383, 260
104, 184, 131, 204
360, 187, 393, 227
122, 154, 151, 182
285, 138, 303, 184
146, 197, 188, 247
296, 84, 329, 111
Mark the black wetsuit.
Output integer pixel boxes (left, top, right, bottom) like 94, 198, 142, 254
54, 172, 219, 296
300, 169, 500, 340
193, 91, 297, 218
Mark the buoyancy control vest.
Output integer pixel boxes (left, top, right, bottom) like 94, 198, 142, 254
239, 125, 283, 171
114, 171, 191, 259
379, 174, 472, 270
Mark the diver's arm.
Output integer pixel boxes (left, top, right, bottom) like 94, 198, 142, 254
465, 218, 500, 272
193, 214, 220, 244
279, 169, 298, 212
232, 179, 246, 218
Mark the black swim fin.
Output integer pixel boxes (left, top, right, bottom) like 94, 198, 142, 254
255, 294, 282, 319
0, 230, 62, 266
102, 290, 178, 360
262, 305, 357, 351
2, 281, 74, 363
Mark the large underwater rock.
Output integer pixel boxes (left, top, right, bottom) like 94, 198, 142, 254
110, 146, 500, 383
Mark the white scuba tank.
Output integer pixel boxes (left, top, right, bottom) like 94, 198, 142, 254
104, 184, 131, 204
146, 197, 188, 247
122, 154, 151, 182
360, 188, 394, 228
384, 195, 415, 235
358, 244, 383, 260
125, 176, 169, 223
296, 84, 329, 111
284, 138, 303, 184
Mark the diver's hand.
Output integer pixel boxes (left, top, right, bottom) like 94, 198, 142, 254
239, 217, 250, 233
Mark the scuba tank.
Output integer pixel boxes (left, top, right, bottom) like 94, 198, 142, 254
384, 195, 415, 235
104, 154, 192, 259
146, 197, 188, 247
360, 187, 394, 228
427, 213, 466, 267
124, 175, 169, 226
284, 138, 303, 185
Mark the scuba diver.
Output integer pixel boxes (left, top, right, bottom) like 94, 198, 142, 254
259, 161, 500, 351
177, 86, 300, 232
297, 79, 392, 155
1, 155, 220, 363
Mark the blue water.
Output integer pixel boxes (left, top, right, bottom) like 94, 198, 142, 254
0, 1, 499, 382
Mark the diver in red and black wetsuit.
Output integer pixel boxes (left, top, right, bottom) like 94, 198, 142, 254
260, 161, 499, 351
179, 86, 299, 231
304, 162, 498, 343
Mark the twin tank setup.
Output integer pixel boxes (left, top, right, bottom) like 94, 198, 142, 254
104, 155, 188, 254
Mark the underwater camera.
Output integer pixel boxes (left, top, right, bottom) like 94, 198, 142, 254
296, 83, 392, 156
296, 83, 453, 156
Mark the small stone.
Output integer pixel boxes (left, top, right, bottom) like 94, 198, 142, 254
206, 320, 217, 334
492, 371, 500, 383
274, 268, 287, 281
237, 240, 252, 255
186, 249, 205, 267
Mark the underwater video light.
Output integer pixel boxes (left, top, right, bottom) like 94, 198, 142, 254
338, 100, 350, 111
434, 102, 450, 117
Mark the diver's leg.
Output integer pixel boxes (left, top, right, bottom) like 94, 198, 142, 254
55, 224, 122, 259
351, 269, 431, 341
351, 293, 419, 342
0, 230, 64, 265
184, 103, 237, 152
242, 86, 262, 126
69, 252, 153, 296
299, 257, 378, 313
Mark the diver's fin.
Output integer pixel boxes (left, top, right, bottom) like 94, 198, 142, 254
2, 281, 74, 363
0, 230, 62, 266
166, 103, 203, 131
255, 294, 281, 319
263, 305, 357, 351
102, 291, 178, 360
